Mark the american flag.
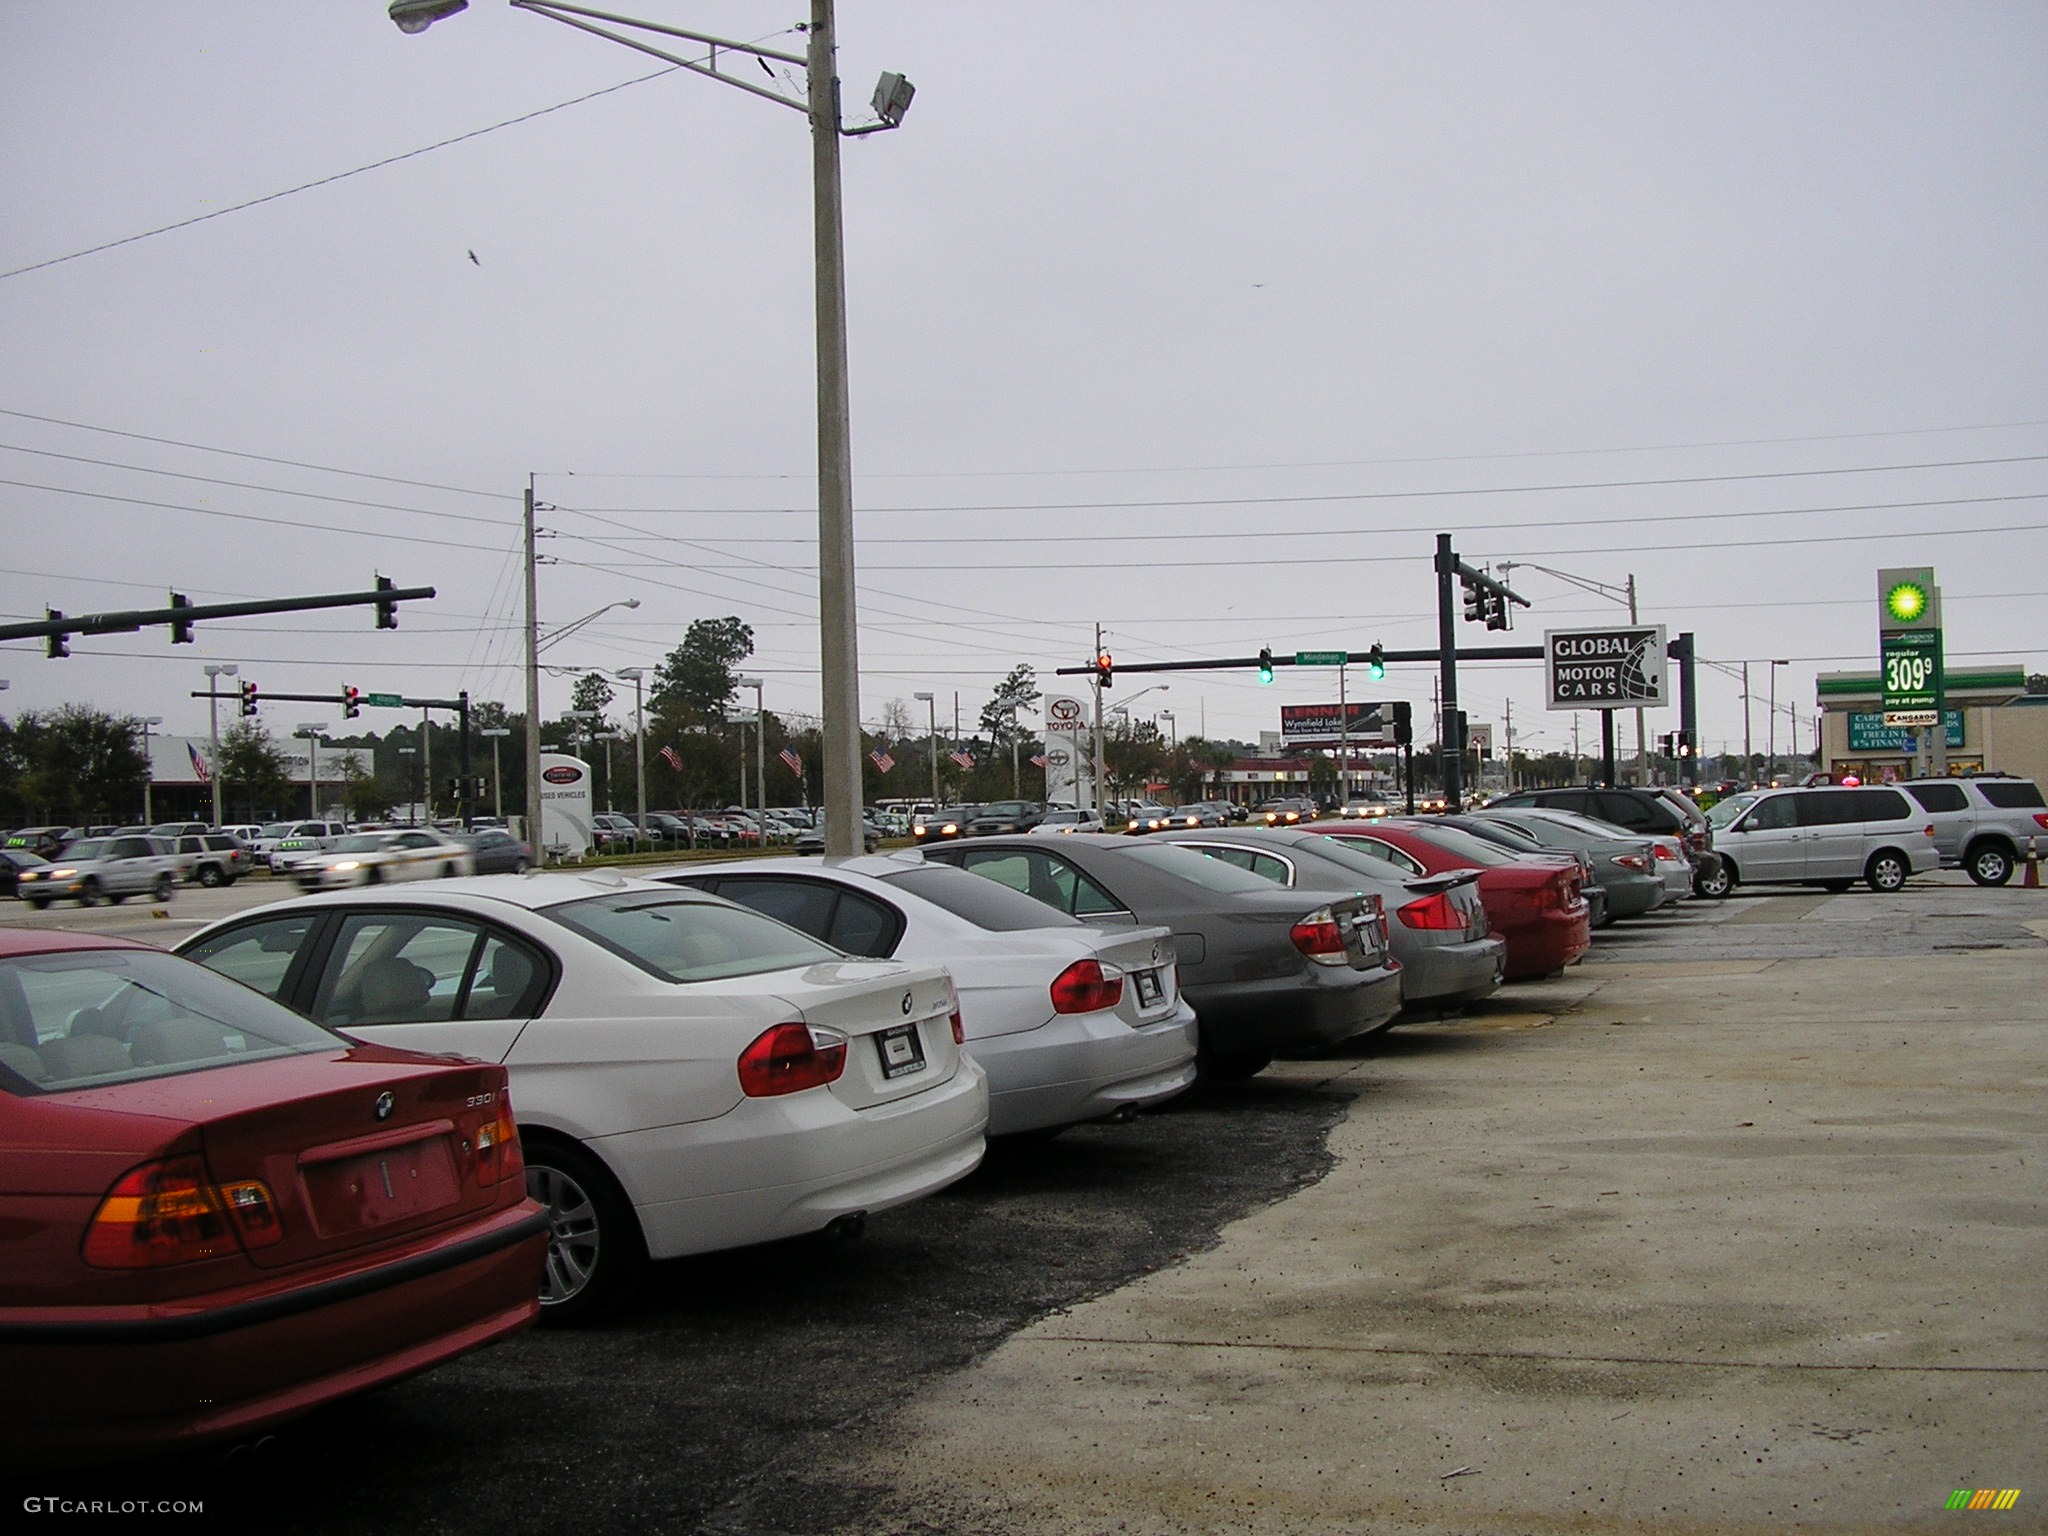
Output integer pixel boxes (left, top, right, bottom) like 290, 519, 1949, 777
869, 750, 895, 773
949, 749, 974, 770
1029, 754, 1048, 769
186, 741, 211, 783
779, 747, 803, 775
659, 744, 682, 772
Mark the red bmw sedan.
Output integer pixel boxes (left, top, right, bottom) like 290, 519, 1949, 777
0, 930, 547, 1467
1317, 820, 1590, 980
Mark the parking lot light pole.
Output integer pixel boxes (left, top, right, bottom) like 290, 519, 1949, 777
398, 746, 418, 825
138, 716, 164, 824
481, 726, 511, 819
1769, 659, 1787, 782
297, 724, 325, 819
203, 663, 237, 827
737, 676, 766, 848
616, 668, 647, 840
391, 0, 916, 858
914, 692, 937, 809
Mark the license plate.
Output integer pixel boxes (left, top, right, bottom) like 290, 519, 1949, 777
1133, 968, 1163, 1006
303, 1139, 459, 1236
875, 1022, 927, 1080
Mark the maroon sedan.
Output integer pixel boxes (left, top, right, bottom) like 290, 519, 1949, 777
1318, 820, 1590, 980
0, 930, 547, 1467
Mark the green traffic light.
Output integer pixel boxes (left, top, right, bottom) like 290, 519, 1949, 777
1257, 647, 1274, 685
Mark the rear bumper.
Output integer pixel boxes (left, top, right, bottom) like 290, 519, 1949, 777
617, 1056, 989, 1260
973, 1001, 1200, 1135
1394, 934, 1505, 1010
1597, 874, 1665, 920
1499, 908, 1591, 979
1185, 962, 1404, 1058
0, 1204, 546, 1467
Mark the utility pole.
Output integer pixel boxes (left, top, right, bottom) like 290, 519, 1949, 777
1628, 573, 1644, 783
524, 479, 543, 855
421, 706, 432, 825
1093, 621, 1107, 817
1742, 661, 1753, 783
1503, 697, 1514, 793
1337, 661, 1349, 806
203, 662, 236, 828
1433, 535, 1463, 809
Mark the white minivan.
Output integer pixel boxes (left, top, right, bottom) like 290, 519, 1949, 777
1707, 786, 1937, 893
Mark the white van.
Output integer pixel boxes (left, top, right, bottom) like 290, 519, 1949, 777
1707, 786, 1937, 893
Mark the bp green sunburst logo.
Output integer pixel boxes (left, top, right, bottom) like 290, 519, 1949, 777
1885, 579, 1930, 625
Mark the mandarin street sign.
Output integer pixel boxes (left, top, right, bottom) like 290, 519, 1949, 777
1544, 626, 1669, 710
364, 692, 404, 708
1293, 650, 1348, 666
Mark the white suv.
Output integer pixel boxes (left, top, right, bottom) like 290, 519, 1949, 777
14, 835, 181, 908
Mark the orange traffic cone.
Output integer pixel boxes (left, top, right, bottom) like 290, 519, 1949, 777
2026, 836, 2041, 889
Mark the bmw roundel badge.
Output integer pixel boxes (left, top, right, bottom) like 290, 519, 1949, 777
373, 1090, 396, 1122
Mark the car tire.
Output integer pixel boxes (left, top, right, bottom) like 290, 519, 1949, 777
1965, 843, 2015, 887
77, 879, 103, 908
26, 897, 49, 910
197, 864, 223, 888
511, 857, 531, 875
365, 866, 384, 885
442, 862, 459, 878
1198, 1041, 1272, 1082
1692, 862, 1732, 899
1820, 879, 1854, 893
153, 874, 175, 902
523, 1136, 647, 1327
1865, 850, 1909, 894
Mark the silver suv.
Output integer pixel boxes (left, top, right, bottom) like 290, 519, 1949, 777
1898, 777, 2048, 886
14, 835, 180, 908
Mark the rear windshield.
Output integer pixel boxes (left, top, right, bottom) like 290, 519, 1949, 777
876, 865, 1083, 930
1384, 822, 1520, 868
0, 949, 339, 1096
542, 892, 841, 983
1112, 842, 1279, 894
1978, 781, 2046, 810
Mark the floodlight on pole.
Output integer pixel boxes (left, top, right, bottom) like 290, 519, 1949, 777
138, 716, 165, 824
392, 0, 912, 857
616, 667, 647, 842
737, 676, 766, 846
914, 691, 938, 810
203, 663, 238, 828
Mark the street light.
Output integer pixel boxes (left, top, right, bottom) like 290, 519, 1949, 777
393, 0, 914, 859
615, 667, 647, 841
138, 716, 165, 824
480, 726, 512, 820
397, 746, 419, 825
203, 663, 238, 828
736, 675, 765, 848
1769, 659, 1788, 784
913, 691, 937, 810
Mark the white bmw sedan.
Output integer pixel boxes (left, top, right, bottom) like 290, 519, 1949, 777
657, 854, 1199, 1138
290, 828, 476, 891
177, 873, 987, 1323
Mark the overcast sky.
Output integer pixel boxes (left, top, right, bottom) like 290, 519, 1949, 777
2, 0, 2043, 767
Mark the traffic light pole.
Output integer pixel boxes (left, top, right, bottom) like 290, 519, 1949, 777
1435, 534, 1464, 811
6, 583, 434, 655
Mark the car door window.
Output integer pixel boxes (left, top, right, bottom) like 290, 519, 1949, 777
310, 913, 489, 1028
1346, 837, 1424, 876
1744, 796, 1796, 831
1594, 793, 1654, 830
1978, 781, 2046, 810
1795, 793, 1859, 827
1906, 783, 1967, 813
181, 914, 322, 1000
825, 890, 900, 958
710, 876, 840, 942
464, 932, 551, 1019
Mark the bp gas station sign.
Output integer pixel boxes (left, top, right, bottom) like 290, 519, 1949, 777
1877, 566, 1941, 727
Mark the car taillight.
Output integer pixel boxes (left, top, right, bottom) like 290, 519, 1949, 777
2035, 814, 2048, 830
737, 1022, 849, 1097
1611, 853, 1650, 872
474, 1100, 523, 1187
1050, 958, 1125, 1014
1652, 841, 1684, 863
83, 1154, 282, 1268
1529, 879, 1560, 912
1290, 906, 1349, 964
1397, 891, 1464, 931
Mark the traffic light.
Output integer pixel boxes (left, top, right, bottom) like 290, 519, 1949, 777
1391, 700, 1413, 747
45, 608, 67, 659
1461, 572, 1484, 623
1659, 732, 1675, 757
1367, 643, 1385, 681
1257, 647, 1274, 685
239, 680, 259, 717
1676, 731, 1694, 760
374, 574, 398, 630
169, 592, 195, 645
1094, 650, 1113, 690
343, 685, 361, 719
1484, 590, 1509, 632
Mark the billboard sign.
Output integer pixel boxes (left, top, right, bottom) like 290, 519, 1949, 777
1545, 626, 1669, 711
1279, 702, 1385, 745
537, 753, 593, 859
1848, 710, 1962, 752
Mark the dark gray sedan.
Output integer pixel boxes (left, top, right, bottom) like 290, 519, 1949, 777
1458, 810, 1665, 922
920, 834, 1402, 1079
451, 826, 534, 874
1159, 827, 1504, 1013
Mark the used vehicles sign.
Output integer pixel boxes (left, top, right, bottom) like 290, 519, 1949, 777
1545, 626, 1669, 711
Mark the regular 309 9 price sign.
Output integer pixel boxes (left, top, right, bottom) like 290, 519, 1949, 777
1880, 629, 1940, 725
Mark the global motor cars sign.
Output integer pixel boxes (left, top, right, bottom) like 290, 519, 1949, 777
1545, 626, 1669, 711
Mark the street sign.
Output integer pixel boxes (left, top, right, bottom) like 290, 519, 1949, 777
1880, 629, 1939, 717
364, 692, 404, 708
1293, 650, 1347, 666
1544, 626, 1669, 711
